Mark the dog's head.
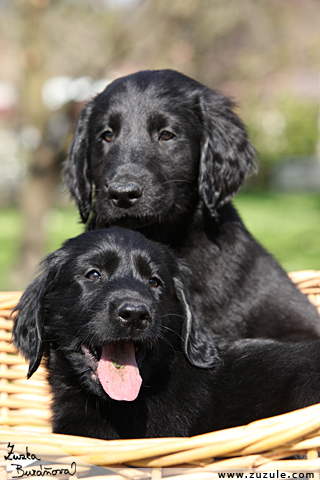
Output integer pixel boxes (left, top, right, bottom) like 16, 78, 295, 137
12, 227, 218, 401
64, 69, 256, 226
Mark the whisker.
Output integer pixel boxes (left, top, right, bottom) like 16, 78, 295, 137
159, 313, 187, 320
161, 325, 184, 343
158, 179, 193, 186
158, 331, 178, 357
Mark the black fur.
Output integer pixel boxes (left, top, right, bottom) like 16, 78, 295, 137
12, 228, 320, 439
63, 69, 320, 351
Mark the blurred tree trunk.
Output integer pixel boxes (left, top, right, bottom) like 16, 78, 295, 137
13, 0, 59, 288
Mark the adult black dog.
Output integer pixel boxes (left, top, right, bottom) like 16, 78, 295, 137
12, 228, 320, 439
64, 69, 320, 360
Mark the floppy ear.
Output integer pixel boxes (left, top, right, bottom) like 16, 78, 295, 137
63, 101, 94, 223
173, 269, 220, 368
12, 253, 60, 378
198, 90, 257, 214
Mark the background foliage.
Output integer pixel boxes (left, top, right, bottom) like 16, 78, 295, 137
0, 0, 320, 290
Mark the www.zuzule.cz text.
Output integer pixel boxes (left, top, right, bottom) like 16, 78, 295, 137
218, 472, 314, 479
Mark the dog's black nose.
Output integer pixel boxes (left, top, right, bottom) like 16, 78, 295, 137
118, 303, 150, 330
107, 182, 142, 208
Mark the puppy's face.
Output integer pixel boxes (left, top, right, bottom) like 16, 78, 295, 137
14, 228, 188, 402
65, 69, 256, 226
87, 72, 202, 228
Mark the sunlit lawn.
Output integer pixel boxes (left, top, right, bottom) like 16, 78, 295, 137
0, 192, 320, 290
234, 192, 320, 272
0, 206, 83, 291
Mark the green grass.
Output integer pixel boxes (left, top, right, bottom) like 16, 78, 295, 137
0, 192, 320, 291
0, 208, 22, 290
234, 192, 320, 272
0, 206, 83, 291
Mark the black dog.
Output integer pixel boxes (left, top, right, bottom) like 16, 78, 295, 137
63, 69, 320, 360
12, 228, 320, 439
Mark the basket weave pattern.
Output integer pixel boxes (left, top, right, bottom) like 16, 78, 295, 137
0, 271, 320, 475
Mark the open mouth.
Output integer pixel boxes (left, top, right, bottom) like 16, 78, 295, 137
82, 341, 146, 402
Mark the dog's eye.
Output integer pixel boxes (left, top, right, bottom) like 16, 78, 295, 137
149, 277, 162, 288
85, 269, 101, 281
159, 130, 174, 141
102, 130, 113, 143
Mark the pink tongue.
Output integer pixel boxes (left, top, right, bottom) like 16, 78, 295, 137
97, 341, 142, 401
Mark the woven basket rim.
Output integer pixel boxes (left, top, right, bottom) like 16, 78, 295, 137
0, 270, 320, 472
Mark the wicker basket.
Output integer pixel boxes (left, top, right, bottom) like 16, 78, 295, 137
0, 271, 320, 479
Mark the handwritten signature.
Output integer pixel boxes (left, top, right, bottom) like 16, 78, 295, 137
4, 443, 40, 462
4, 443, 77, 478
11, 463, 77, 478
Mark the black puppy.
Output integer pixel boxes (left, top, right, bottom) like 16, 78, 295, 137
64, 69, 320, 359
13, 228, 320, 440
